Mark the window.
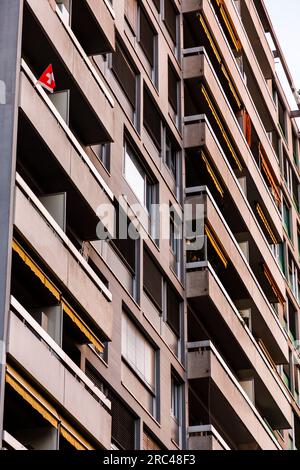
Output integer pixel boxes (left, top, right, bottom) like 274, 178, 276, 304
163, 0, 179, 52
272, 242, 286, 275
143, 86, 162, 150
170, 205, 182, 278
282, 151, 292, 192
283, 198, 292, 239
112, 39, 139, 129
168, 60, 180, 126
288, 251, 298, 298
138, 5, 158, 86
171, 373, 182, 446
166, 283, 181, 338
111, 205, 140, 300
278, 97, 287, 140
124, 142, 146, 206
91, 143, 110, 172
143, 248, 163, 311
122, 312, 156, 391
124, 139, 158, 240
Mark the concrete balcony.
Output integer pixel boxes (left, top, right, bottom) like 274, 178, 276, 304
186, 187, 288, 365
184, 116, 283, 264
188, 341, 281, 450
223, 0, 275, 80
18, 70, 114, 236
23, 0, 114, 144
70, 0, 115, 54
7, 301, 111, 449
183, 49, 281, 217
182, 0, 279, 163
13, 184, 113, 341
188, 425, 230, 450
186, 264, 292, 431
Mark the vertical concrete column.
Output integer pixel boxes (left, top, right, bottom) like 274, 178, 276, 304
0, 0, 24, 444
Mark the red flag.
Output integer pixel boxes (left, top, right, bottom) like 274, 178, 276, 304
37, 64, 56, 93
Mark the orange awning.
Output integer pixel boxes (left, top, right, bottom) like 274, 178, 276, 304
263, 263, 285, 305
259, 145, 281, 204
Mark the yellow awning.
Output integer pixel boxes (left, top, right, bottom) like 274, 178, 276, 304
198, 14, 242, 109
5, 364, 59, 428
263, 263, 285, 305
199, 14, 222, 64
205, 224, 228, 268
259, 146, 281, 204
220, 64, 242, 109
215, 0, 242, 52
62, 299, 104, 353
12, 239, 61, 301
201, 151, 224, 197
256, 203, 277, 245
6, 364, 95, 450
60, 420, 94, 450
201, 85, 243, 172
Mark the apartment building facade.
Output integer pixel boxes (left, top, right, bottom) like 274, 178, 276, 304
0, 0, 300, 451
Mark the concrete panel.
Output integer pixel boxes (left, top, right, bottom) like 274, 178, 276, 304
188, 347, 278, 449
8, 311, 112, 449
187, 269, 291, 427
14, 187, 68, 282
14, 186, 113, 340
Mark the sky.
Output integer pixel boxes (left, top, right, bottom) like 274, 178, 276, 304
264, 0, 300, 120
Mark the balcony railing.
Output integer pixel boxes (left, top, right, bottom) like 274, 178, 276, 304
188, 424, 230, 450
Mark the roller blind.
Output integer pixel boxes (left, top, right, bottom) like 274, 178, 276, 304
143, 248, 162, 310
144, 87, 161, 150
112, 41, 136, 107
167, 284, 180, 337
139, 7, 155, 67
164, 0, 177, 43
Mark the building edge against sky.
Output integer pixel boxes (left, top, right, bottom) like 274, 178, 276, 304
0, 0, 300, 450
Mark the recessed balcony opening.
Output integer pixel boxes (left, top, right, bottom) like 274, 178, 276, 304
22, 3, 111, 146
188, 377, 258, 450
3, 384, 58, 450
71, 0, 114, 55
17, 112, 103, 247
11, 235, 108, 365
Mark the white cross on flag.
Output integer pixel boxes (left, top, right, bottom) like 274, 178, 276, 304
37, 64, 56, 93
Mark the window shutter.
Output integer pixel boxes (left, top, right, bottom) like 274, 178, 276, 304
112, 41, 136, 108
110, 394, 136, 450
143, 248, 162, 310
167, 283, 180, 336
164, 0, 177, 43
139, 7, 155, 67
168, 62, 178, 113
125, 0, 137, 32
152, 0, 160, 13
143, 87, 161, 150
143, 430, 161, 450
